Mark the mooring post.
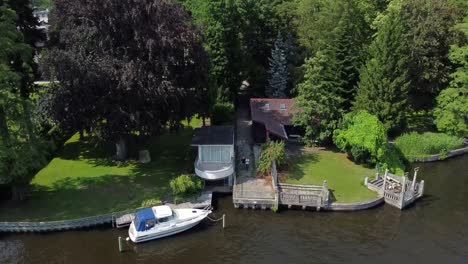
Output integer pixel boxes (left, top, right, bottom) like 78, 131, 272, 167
222, 214, 226, 229
118, 236, 124, 253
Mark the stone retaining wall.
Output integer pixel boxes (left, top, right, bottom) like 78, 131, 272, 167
413, 146, 468, 162
0, 210, 132, 233
326, 197, 384, 211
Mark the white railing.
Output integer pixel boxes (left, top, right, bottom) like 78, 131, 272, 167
194, 157, 234, 180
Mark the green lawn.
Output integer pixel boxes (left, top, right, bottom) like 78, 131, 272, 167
284, 150, 378, 203
0, 123, 200, 221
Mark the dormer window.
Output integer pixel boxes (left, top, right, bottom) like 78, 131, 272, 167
280, 103, 286, 110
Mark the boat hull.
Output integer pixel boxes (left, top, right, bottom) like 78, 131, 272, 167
128, 210, 210, 243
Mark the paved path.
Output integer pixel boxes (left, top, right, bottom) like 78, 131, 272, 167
234, 95, 274, 198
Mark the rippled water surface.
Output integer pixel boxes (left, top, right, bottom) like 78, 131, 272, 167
1, 156, 467, 264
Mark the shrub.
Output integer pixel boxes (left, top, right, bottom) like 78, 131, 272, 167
395, 132, 464, 162
349, 145, 371, 164
334, 111, 406, 174
257, 141, 286, 176
434, 88, 468, 137
141, 199, 162, 208
379, 144, 406, 175
211, 102, 234, 125
333, 111, 388, 164
170, 174, 203, 196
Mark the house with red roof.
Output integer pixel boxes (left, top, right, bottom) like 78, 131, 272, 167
250, 98, 303, 144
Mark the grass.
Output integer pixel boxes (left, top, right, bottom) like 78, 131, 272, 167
283, 149, 378, 203
0, 120, 202, 221
395, 132, 464, 162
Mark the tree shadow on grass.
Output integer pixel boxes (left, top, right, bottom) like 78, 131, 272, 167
328, 189, 337, 203
286, 153, 320, 182
0, 128, 198, 221
0, 173, 174, 221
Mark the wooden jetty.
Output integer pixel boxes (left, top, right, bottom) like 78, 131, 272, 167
366, 168, 424, 209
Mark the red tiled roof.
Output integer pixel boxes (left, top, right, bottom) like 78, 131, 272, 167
250, 98, 297, 139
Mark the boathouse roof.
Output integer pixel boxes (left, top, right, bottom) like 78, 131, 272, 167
250, 98, 297, 139
191, 125, 234, 146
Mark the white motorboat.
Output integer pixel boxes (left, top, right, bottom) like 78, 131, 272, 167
128, 205, 211, 243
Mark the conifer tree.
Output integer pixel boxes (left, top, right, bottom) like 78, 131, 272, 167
266, 32, 289, 98
354, 1, 410, 133
293, 50, 345, 144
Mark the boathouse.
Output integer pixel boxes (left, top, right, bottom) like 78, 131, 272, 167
250, 98, 303, 144
191, 126, 235, 186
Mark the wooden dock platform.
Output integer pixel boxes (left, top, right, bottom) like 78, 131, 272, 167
366, 169, 424, 209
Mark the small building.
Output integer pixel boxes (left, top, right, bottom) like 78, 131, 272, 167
191, 126, 235, 186
250, 98, 302, 144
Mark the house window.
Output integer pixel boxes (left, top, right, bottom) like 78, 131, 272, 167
280, 103, 286, 110
201, 146, 231, 163
264, 103, 270, 110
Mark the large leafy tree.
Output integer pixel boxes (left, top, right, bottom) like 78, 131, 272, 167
401, 0, 464, 110
237, 0, 282, 95
0, 4, 48, 200
43, 0, 209, 159
434, 16, 468, 137
354, 0, 410, 133
182, 0, 242, 102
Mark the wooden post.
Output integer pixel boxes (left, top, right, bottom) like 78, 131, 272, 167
222, 214, 225, 229
118, 236, 125, 252
401, 175, 407, 208
411, 167, 419, 191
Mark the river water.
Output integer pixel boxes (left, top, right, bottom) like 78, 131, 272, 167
1, 156, 467, 264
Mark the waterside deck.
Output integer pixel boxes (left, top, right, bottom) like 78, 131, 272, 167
366, 169, 424, 209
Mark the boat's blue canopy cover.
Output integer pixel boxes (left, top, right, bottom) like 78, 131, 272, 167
135, 208, 156, 232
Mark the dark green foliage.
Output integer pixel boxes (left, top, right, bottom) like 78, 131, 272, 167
395, 132, 464, 161
183, 0, 285, 100
434, 16, 468, 137
43, 0, 209, 156
294, 50, 345, 144
237, 0, 282, 96
0, 4, 49, 198
266, 32, 290, 98
257, 141, 286, 176
170, 174, 203, 197
293, 0, 383, 56
354, 2, 410, 133
350, 145, 371, 164
211, 102, 234, 125
293, 0, 373, 144
401, 0, 464, 110
182, 0, 242, 102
